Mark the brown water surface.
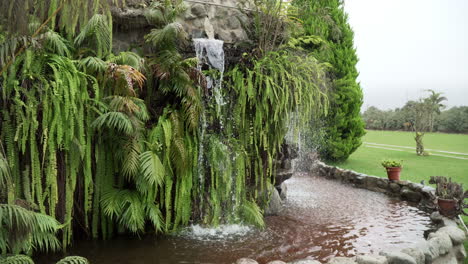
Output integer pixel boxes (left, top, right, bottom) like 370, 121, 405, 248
37, 173, 433, 264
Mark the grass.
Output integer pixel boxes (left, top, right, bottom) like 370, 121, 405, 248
329, 130, 468, 185
328, 130, 468, 263
364, 130, 468, 154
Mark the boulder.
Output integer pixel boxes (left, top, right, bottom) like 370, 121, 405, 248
267, 261, 287, 264
437, 226, 466, 245
289, 260, 321, 264
427, 231, 453, 257
430, 212, 443, 224
400, 187, 422, 203
401, 248, 425, 264
356, 255, 387, 264
455, 244, 467, 262
279, 182, 288, 200
389, 183, 401, 193
380, 251, 416, 264
235, 258, 259, 264
327, 257, 357, 264
265, 187, 282, 216
191, 4, 207, 17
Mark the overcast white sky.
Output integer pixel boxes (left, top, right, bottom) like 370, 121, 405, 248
343, 0, 468, 110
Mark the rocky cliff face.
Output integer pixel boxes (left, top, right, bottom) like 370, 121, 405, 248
111, 0, 251, 53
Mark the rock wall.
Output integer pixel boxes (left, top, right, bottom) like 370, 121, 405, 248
181, 0, 249, 43
111, 0, 250, 52
236, 161, 468, 264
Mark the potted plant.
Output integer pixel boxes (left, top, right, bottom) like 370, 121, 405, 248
381, 159, 403, 181
429, 176, 468, 218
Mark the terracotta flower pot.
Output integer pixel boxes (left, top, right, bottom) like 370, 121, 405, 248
385, 167, 401, 181
437, 198, 458, 218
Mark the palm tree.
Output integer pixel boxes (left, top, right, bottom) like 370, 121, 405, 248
424, 89, 447, 132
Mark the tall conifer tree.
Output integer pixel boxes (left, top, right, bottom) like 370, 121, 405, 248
293, 0, 365, 161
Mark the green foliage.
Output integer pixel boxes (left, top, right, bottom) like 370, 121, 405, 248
0, 204, 60, 255
0, 255, 89, 264
238, 0, 299, 56
0, 0, 332, 259
381, 159, 403, 168
0, 255, 34, 264
292, 0, 365, 162
55, 256, 89, 264
438, 106, 468, 133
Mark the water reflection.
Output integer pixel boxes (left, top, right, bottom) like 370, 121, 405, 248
36, 173, 433, 264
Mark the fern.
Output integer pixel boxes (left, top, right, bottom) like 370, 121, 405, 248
0, 255, 34, 264
55, 256, 89, 264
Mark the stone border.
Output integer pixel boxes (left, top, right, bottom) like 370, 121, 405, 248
235, 160, 467, 264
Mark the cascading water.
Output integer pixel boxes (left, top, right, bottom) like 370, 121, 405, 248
193, 38, 241, 224
194, 38, 226, 114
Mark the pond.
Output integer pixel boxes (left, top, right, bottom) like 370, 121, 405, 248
37, 173, 433, 264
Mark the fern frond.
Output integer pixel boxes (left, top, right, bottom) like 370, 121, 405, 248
240, 200, 265, 228
139, 151, 165, 187
0, 255, 34, 264
77, 56, 107, 74
74, 14, 111, 57
92, 112, 134, 135
55, 256, 89, 264
43, 31, 70, 57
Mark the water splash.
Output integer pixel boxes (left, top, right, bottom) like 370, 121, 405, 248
180, 224, 253, 240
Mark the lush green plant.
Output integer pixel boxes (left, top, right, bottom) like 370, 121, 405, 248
381, 159, 403, 168
429, 176, 468, 216
0, 255, 89, 264
292, 0, 365, 162
0, 0, 331, 260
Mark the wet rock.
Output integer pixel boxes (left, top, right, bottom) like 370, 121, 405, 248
235, 258, 258, 264
227, 16, 241, 29
408, 182, 424, 191
438, 226, 466, 245
380, 251, 416, 264
455, 244, 467, 261
389, 183, 401, 193
327, 257, 357, 264
376, 178, 389, 189
191, 4, 207, 17
397, 180, 411, 186
279, 182, 288, 200
402, 248, 425, 264
267, 261, 287, 264
356, 255, 387, 264
428, 231, 453, 257
275, 169, 294, 187
265, 187, 282, 216
442, 217, 458, 227
400, 187, 422, 203
430, 212, 443, 224
289, 260, 321, 264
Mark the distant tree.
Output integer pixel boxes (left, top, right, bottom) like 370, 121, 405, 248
438, 106, 468, 133
424, 89, 447, 132
404, 99, 433, 155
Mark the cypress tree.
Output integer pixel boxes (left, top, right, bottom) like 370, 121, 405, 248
293, 0, 365, 161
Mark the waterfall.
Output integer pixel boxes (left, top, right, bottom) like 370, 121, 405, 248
193, 38, 230, 221
194, 38, 226, 112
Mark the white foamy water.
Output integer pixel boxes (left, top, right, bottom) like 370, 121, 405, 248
181, 224, 253, 240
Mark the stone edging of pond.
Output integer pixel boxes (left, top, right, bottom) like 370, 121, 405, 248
234, 160, 467, 264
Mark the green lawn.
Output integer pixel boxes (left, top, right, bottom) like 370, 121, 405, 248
328, 130, 468, 263
364, 130, 468, 154
330, 130, 468, 184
